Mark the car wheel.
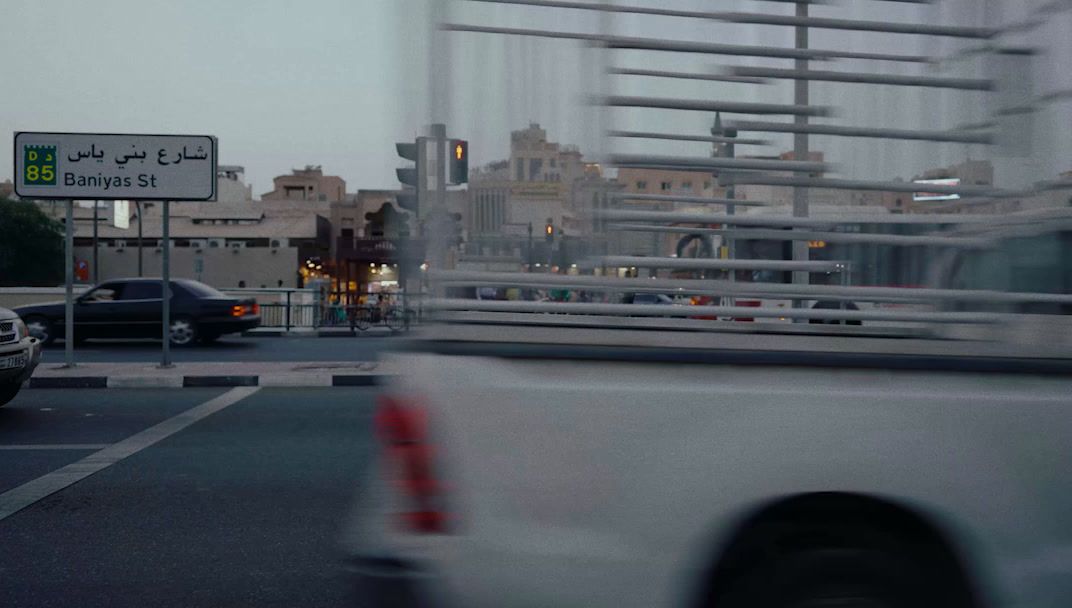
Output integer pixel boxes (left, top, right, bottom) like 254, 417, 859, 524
169, 316, 198, 346
712, 525, 952, 608
0, 382, 20, 407
24, 316, 55, 346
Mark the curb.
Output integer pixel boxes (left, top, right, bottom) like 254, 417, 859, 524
241, 329, 407, 338
27, 374, 392, 389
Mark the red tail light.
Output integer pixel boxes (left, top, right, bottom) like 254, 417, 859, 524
375, 395, 451, 534
231, 303, 259, 317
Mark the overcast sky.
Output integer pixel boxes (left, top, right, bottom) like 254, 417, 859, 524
3, 0, 1068, 196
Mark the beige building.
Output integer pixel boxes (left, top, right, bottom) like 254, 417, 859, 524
40, 200, 332, 289
466, 124, 610, 269
216, 165, 253, 203
262, 165, 346, 202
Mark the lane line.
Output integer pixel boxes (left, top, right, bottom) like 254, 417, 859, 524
0, 386, 260, 522
0, 444, 110, 451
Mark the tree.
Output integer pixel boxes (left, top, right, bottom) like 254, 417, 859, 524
0, 198, 64, 286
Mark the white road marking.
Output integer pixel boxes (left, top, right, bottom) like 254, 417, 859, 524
0, 386, 260, 522
0, 444, 110, 451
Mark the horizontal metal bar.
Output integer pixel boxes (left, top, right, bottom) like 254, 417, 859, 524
609, 130, 771, 146
425, 298, 1000, 324
444, 23, 929, 63
597, 255, 846, 273
443, 24, 833, 60
609, 153, 829, 173
604, 37, 929, 63
730, 66, 992, 91
609, 193, 772, 206
596, 209, 1008, 227
460, 1, 987, 38
604, 96, 832, 117
713, 12, 990, 39
728, 120, 994, 144
431, 271, 1072, 306
718, 175, 1009, 197
609, 68, 766, 85
606, 224, 989, 248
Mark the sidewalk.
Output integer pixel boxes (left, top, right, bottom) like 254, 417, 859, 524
25, 361, 398, 389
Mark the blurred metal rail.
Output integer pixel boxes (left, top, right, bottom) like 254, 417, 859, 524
424, 299, 1001, 325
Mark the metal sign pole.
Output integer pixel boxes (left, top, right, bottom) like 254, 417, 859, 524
137, 201, 144, 277
160, 200, 172, 368
63, 199, 75, 368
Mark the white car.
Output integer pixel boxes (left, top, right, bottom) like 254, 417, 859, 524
0, 306, 42, 406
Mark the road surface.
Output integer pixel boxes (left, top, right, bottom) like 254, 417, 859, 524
0, 387, 380, 608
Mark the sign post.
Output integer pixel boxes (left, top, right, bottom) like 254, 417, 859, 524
64, 199, 74, 368
14, 132, 217, 368
161, 201, 172, 368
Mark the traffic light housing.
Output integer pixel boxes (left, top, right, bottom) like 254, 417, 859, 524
396, 141, 421, 188
545, 221, 554, 243
449, 139, 468, 185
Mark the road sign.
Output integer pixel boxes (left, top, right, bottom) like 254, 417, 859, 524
13, 132, 217, 201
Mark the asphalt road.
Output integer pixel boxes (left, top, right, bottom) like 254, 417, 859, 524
0, 387, 380, 608
39, 335, 399, 364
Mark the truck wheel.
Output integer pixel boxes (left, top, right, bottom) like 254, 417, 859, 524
0, 382, 20, 407
712, 524, 952, 608
24, 316, 55, 346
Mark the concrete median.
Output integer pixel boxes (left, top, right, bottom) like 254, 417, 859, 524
22, 361, 395, 389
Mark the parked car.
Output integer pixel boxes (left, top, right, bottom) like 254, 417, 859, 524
14, 278, 260, 346
0, 306, 42, 406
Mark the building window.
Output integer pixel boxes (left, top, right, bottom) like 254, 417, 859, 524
704, 181, 712, 190
550, 158, 557, 168
636, 181, 647, 190
529, 158, 543, 181
660, 181, 672, 191
681, 181, 693, 189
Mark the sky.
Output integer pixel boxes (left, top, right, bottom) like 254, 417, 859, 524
3, 0, 1068, 196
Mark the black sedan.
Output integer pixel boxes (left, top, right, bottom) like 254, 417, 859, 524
14, 278, 261, 346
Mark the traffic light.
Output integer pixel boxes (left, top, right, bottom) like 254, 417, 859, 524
545, 221, 554, 243
449, 139, 468, 185
396, 139, 425, 213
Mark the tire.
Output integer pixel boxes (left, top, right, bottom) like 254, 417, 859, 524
0, 382, 20, 407
168, 316, 198, 347
24, 316, 55, 346
713, 524, 948, 608
385, 309, 405, 332
354, 308, 372, 331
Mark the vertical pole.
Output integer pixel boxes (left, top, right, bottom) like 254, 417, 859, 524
136, 201, 144, 277
527, 222, 534, 272
791, 1, 810, 316
92, 201, 99, 283
63, 199, 75, 368
160, 201, 172, 368
285, 290, 292, 332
